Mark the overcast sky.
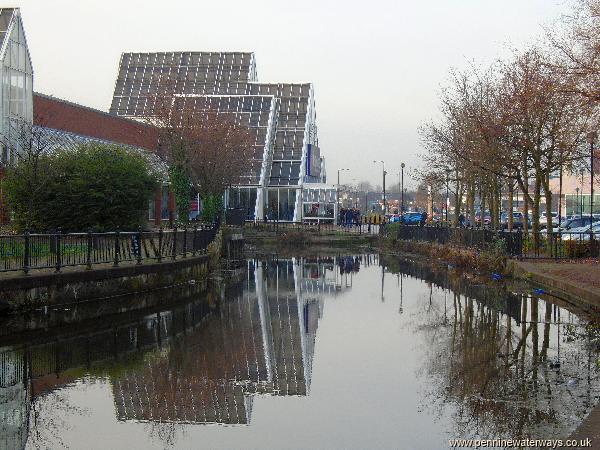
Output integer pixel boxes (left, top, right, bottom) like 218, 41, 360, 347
18, 0, 572, 187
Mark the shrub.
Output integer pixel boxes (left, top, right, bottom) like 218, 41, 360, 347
4, 143, 158, 232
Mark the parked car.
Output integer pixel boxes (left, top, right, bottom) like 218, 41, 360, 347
501, 211, 527, 229
554, 216, 600, 233
539, 211, 559, 228
401, 211, 427, 225
561, 222, 600, 240
475, 211, 491, 226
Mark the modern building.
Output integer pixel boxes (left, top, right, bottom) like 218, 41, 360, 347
109, 51, 334, 222
0, 8, 33, 223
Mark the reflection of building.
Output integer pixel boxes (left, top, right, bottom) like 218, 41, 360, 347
112, 258, 325, 424
0, 348, 29, 450
109, 51, 336, 222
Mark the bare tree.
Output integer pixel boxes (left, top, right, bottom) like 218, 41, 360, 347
145, 82, 253, 221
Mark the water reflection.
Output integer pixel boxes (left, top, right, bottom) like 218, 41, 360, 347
114, 258, 327, 425
381, 256, 600, 440
0, 254, 597, 449
0, 256, 359, 447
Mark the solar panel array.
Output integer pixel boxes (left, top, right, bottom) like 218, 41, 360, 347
109, 52, 319, 189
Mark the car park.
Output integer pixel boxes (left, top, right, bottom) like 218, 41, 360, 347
501, 211, 527, 229
558, 216, 599, 231
539, 211, 558, 228
561, 222, 600, 240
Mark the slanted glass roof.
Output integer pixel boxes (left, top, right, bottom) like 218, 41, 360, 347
0, 8, 15, 48
108, 51, 320, 192
173, 95, 277, 186
246, 83, 312, 186
110, 52, 256, 117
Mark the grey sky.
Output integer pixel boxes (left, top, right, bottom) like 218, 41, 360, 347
19, 0, 571, 187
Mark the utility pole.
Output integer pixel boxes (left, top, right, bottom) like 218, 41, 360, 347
589, 132, 597, 234
373, 160, 386, 214
337, 168, 349, 222
445, 168, 450, 223
401, 163, 405, 221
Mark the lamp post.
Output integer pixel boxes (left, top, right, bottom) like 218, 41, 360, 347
373, 160, 386, 214
400, 163, 405, 221
576, 187, 580, 216
445, 168, 451, 223
337, 168, 349, 222
581, 169, 585, 217
558, 144, 564, 231
588, 132, 597, 232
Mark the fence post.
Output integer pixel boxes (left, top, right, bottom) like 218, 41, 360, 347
113, 229, 120, 267
136, 227, 143, 265
182, 227, 187, 258
158, 228, 163, 262
192, 226, 198, 257
86, 229, 93, 270
172, 227, 178, 260
23, 229, 30, 275
55, 228, 62, 273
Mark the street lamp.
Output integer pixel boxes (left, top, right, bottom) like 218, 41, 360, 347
445, 168, 451, 223
373, 160, 386, 214
580, 168, 585, 217
337, 168, 350, 221
400, 163, 405, 221
558, 143, 565, 231
588, 132, 597, 232
576, 187, 580, 216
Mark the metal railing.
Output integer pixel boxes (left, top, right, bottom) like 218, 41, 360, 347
247, 221, 379, 235
0, 224, 219, 274
387, 224, 599, 259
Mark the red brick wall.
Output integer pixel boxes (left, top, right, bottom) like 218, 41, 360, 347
33, 93, 159, 151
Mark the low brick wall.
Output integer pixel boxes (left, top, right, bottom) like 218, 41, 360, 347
0, 253, 211, 312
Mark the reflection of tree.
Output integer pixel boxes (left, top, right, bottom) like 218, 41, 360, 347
27, 380, 89, 449
409, 269, 600, 440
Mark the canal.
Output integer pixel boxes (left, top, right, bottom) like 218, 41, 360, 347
1, 254, 599, 449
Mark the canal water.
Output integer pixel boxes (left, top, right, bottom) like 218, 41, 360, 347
1, 254, 599, 449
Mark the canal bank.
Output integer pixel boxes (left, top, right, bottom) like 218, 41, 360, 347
244, 224, 378, 255
510, 260, 600, 311
0, 227, 244, 314
378, 229, 600, 314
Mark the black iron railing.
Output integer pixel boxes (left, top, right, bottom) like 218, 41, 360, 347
388, 224, 599, 259
0, 224, 219, 274
247, 221, 379, 235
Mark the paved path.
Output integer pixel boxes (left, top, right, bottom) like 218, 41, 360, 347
569, 403, 600, 449
513, 260, 600, 309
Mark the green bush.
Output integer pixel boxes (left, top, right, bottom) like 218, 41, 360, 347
201, 193, 223, 223
4, 143, 158, 232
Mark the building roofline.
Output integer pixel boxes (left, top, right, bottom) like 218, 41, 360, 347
119, 50, 256, 56
34, 92, 149, 127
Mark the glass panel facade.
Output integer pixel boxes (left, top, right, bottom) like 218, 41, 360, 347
109, 51, 324, 221
302, 188, 336, 220
173, 95, 277, 186
565, 194, 600, 215
0, 9, 33, 164
227, 187, 258, 220
264, 188, 297, 221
